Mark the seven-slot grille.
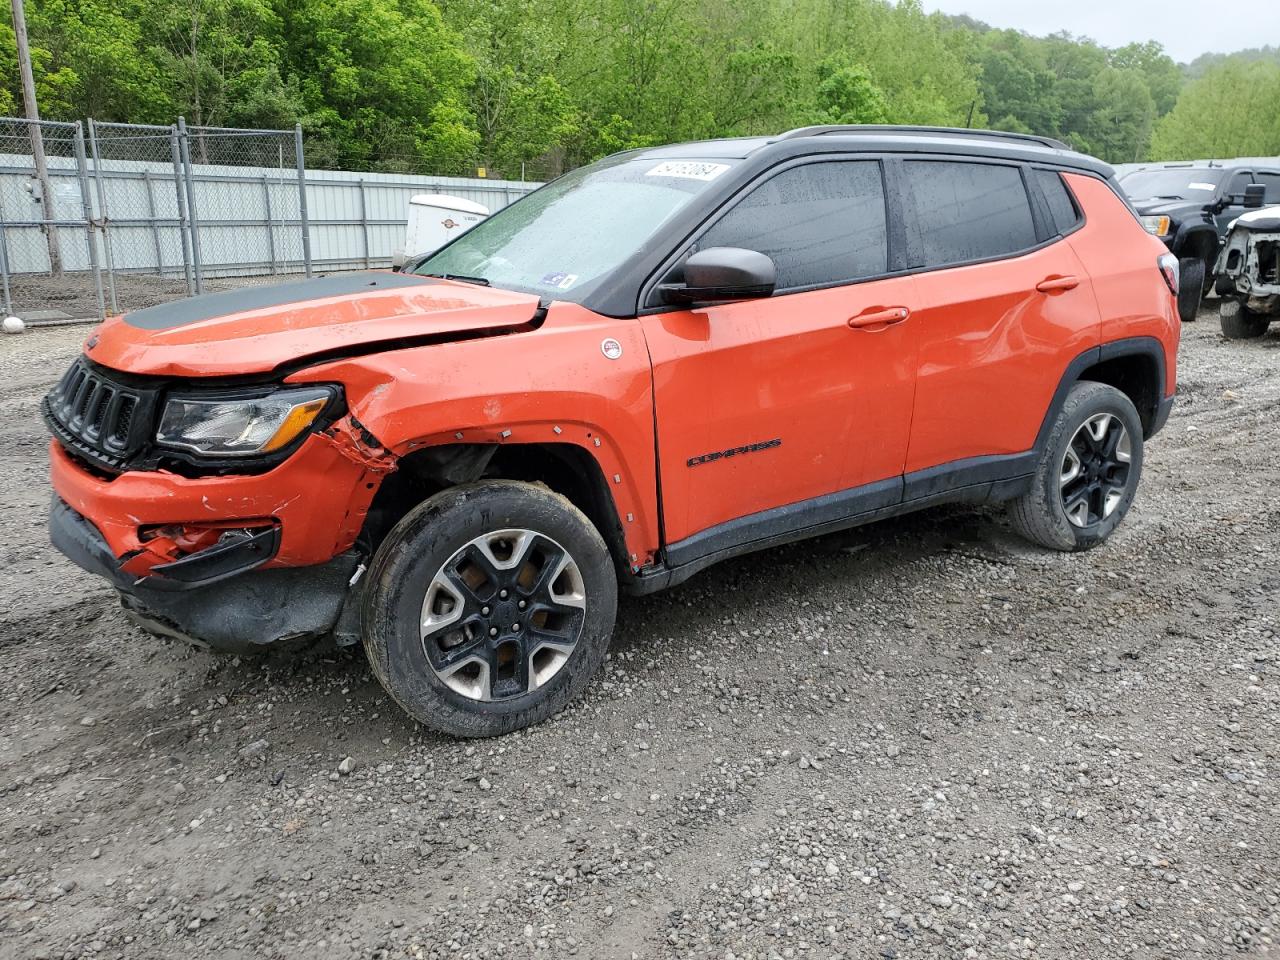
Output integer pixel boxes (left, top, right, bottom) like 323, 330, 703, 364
44, 358, 157, 471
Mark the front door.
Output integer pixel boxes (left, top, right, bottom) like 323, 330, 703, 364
641, 159, 918, 548
1215, 170, 1254, 236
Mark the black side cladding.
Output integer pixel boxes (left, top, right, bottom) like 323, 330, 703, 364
123, 271, 431, 330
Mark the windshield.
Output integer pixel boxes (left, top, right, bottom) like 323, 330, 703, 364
1120, 168, 1224, 201
413, 157, 739, 301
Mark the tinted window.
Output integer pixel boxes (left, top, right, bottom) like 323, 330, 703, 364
1036, 169, 1081, 234
904, 161, 1037, 268
698, 161, 887, 289
1258, 172, 1280, 203
1226, 171, 1252, 201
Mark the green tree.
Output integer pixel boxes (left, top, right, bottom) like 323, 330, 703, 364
1150, 59, 1280, 159
439, 0, 579, 179
4, 0, 172, 122
1088, 67, 1155, 162
0, 22, 15, 114
1108, 40, 1181, 115
278, 0, 477, 173
811, 63, 888, 124
976, 29, 1063, 136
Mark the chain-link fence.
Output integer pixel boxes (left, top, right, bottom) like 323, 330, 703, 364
0, 117, 102, 322
0, 116, 310, 320
85, 120, 311, 313
85, 120, 193, 315
174, 120, 311, 293
1, 115, 541, 323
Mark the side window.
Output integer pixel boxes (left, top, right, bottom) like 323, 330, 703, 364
698, 160, 887, 290
1226, 171, 1252, 201
1035, 169, 1082, 235
1258, 172, 1280, 203
903, 160, 1037, 268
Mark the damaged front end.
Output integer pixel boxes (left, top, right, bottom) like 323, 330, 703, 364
1216, 208, 1280, 316
45, 364, 398, 652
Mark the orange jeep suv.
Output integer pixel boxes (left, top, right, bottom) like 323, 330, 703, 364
46, 126, 1180, 736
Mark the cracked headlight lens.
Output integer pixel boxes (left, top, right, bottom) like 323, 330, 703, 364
156, 386, 334, 457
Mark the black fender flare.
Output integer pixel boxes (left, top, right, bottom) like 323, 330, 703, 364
1035, 337, 1170, 448
1171, 222, 1218, 265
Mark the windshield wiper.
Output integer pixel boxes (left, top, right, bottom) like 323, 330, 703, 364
1153, 195, 1184, 200
421, 272, 491, 286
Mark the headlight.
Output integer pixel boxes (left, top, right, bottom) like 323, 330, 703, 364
156, 386, 335, 457
1140, 215, 1171, 237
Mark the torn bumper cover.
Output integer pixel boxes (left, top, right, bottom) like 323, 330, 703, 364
45, 411, 394, 651
1217, 210, 1280, 308
51, 497, 360, 650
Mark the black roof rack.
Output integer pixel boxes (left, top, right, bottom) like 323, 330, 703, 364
775, 125, 1072, 152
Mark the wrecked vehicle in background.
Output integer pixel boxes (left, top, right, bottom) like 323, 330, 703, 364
1216, 205, 1280, 339
1119, 163, 1280, 323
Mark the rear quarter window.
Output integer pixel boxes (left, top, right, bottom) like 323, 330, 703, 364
904, 160, 1037, 268
1036, 169, 1083, 235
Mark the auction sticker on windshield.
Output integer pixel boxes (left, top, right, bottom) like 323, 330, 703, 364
540, 272, 579, 290
645, 161, 731, 181
1188, 182, 1216, 191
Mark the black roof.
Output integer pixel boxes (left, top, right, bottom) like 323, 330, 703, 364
628, 124, 1112, 177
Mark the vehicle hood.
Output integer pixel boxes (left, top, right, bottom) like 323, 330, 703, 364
1226, 205, 1280, 234
85, 271, 544, 377
1130, 197, 1205, 218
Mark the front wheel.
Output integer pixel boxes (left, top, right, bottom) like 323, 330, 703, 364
362, 481, 617, 737
1009, 381, 1144, 552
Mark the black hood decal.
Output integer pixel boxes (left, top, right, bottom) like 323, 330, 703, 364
124, 272, 432, 330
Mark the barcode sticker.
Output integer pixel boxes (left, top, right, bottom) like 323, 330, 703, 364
645, 161, 731, 181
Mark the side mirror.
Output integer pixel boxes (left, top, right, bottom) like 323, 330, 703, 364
1244, 183, 1266, 209
658, 247, 776, 305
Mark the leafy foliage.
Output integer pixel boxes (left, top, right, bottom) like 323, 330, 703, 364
1150, 60, 1280, 160
0, 0, 1273, 176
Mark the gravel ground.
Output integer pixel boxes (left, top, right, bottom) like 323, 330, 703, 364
1, 308, 1278, 960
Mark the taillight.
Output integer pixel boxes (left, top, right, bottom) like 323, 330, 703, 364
1158, 252, 1179, 296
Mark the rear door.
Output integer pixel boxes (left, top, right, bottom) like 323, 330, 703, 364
899, 159, 1101, 488
641, 158, 919, 547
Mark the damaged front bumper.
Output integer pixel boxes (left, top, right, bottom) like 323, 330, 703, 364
46, 416, 391, 651
50, 497, 361, 651
1216, 216, 1280, 310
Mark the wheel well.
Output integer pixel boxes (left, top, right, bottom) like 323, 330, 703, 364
1179, 230, 1217, 268
1078, 354, 1161, 435
357, 443, 631, 575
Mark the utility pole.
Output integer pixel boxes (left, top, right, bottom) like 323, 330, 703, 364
11, 0, 62, 275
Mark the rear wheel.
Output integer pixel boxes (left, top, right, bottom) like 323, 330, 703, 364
1009, 381, 1144, 552
362, 481, 617, 737
1219, 299, 1269, 339
1177, 257, 1205, 322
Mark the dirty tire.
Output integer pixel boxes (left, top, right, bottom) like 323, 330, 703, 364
1177, 258, 1204, 322
362, 480, 617, 738
1009, 380, 1144, 552
1219, 299, 1269, 340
